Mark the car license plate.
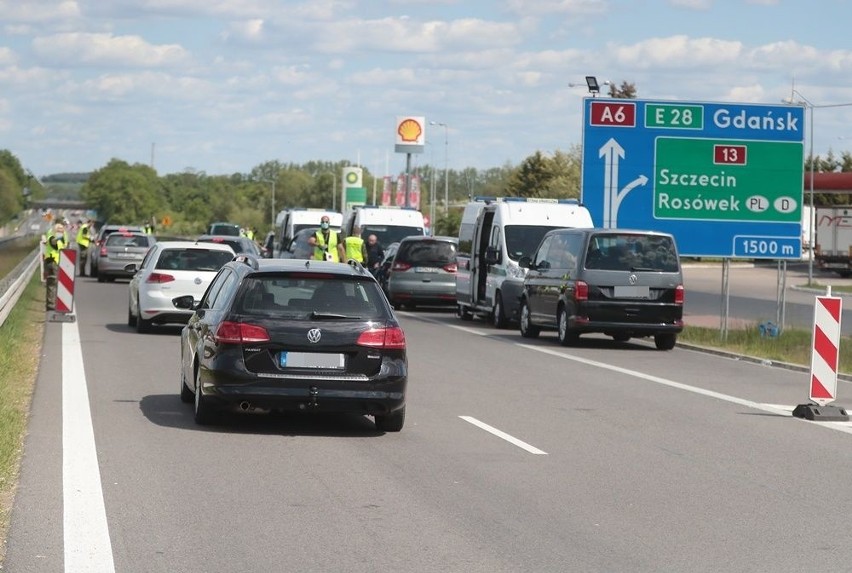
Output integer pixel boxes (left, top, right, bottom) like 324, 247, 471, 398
279, 351, 344, 369
415, 267, 439, 273
614, 286, 650, 298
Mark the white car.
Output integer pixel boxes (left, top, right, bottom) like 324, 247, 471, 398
126, 241, 236, 333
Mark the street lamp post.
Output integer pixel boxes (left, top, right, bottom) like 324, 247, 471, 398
785, 91, 852, 285
270, 179, 276, 229
430, 121, 449, 213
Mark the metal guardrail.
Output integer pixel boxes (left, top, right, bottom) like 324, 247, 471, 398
0, 248, 40, 329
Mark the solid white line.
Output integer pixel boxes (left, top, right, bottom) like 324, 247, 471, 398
459, 416, 548, 455
62, 321, 116, 572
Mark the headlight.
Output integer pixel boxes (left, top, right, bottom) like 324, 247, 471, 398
506, 264, 527, 279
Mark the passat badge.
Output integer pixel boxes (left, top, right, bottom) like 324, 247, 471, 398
307, 328, 322, 343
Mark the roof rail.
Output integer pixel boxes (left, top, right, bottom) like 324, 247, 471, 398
471, 196, 580, 205
233, 253, 260, 270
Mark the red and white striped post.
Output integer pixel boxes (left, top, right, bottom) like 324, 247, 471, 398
56, 248, 76, 314
793, 289, 848, 421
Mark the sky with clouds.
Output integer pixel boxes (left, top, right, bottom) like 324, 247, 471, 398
2, 0, 852, 178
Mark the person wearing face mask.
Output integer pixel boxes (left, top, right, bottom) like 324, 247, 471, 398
43, 222, 67, 311
313, 215, 342, 262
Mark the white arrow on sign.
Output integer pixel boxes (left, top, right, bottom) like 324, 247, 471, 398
599, 138, 648, 228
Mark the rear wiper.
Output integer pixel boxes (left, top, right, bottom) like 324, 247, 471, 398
310, 311, 358, 319
630, 266, 661, 272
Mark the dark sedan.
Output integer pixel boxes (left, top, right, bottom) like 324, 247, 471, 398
175, 256, 408, 431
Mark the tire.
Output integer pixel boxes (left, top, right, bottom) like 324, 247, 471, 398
557, 306, 579, 346
97, 272, 105, 283
375, 406, 405, 432
611, 333, 630, 342
193, 366, 217, 425
654, 333, 677, 350
519, 301, 540, 338
457, 304, 473, 321
136, 313, 152, 334
127, 305, 137, 327
180, 367, 193, 403
492, 292, 507, 329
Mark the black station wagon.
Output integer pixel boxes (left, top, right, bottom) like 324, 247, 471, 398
518, 228, 684, 350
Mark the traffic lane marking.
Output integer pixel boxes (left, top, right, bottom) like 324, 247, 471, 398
63, 321, 116, 572
398, 313, 852, 435
459, 416, 548, 455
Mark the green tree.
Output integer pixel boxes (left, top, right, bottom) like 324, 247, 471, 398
504, 147, 582, 199
81, 159, 162, 223
608, 81, 637, 99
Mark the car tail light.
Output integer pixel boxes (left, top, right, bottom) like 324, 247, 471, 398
146, 272, 175, 284
214, 321, 270, 344
574, 280, 588, 301
100, 246, 107, 256
356, 326, 406, 349
392, 261, 411, 272
442, 262, 458, 273
675, 284, 684, 305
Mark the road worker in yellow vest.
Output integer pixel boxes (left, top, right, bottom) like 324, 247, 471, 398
76, 219, 93, 277
342, 225, 367, 263
44, 222, 67, 311
313, 215, 342, 262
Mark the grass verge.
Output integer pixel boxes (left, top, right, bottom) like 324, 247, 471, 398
679, 323, 852, 374
0, 272, 45, 564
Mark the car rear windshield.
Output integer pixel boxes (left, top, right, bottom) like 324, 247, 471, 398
105, 233, 150, 248
155, 248, 234, 272
209, 224, 241, 236
236, 275, 390, 320
585, 233, 679, 272
395, 240, 456, 265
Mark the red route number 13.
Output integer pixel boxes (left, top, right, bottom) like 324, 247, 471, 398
714, 144, 747, 165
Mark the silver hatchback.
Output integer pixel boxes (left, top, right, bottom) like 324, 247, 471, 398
96, 231, 156, 282
386, 236, 458, 310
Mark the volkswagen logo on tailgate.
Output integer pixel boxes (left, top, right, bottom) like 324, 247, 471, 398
307, 328, 322, 343
628, 273, 638, 285
194, 277, 202, 285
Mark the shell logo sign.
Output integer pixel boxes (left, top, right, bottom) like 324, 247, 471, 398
394, 116, 425, 154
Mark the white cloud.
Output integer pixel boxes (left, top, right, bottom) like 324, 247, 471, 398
504, 0, 607, 16
0, 47, 16, 65
32, 33, 192, 68
611, 35, 743, 69
0, 0, 81, 22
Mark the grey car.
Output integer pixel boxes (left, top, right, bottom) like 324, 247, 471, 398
90, 223, 145, 276
96, 231, 156, 282
386, 236, 458, 310
519, 228, 684, 349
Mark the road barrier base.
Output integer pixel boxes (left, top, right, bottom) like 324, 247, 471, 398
792, 403, 849, 422
47, 311, 76, 323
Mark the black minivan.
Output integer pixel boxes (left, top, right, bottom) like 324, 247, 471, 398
518, 228, 684, 350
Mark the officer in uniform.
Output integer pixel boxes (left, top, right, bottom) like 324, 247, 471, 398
342, 225, 367, 263
44, 223, 67, 311
313, 215, 342, 262
76, 219, 92, 276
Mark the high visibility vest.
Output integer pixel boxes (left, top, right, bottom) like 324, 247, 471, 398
314, 230, 340, 262
246, 229, 255, 240
343, 236, 365, 262
44, 232, 66, 264
76, 226, 90, 248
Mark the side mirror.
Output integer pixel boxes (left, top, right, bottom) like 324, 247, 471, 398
484, 247, 501, 265
124, 263, 138, 273
518, 256, 532, 269
172, 295, 197, 310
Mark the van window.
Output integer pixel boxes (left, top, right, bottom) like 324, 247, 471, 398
585, 233, 679, 272
504, 225, 562, 261
360, 225, 423, 247
458, 222, 475, 257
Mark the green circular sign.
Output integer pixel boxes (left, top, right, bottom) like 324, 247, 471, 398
346, 172, 358, 184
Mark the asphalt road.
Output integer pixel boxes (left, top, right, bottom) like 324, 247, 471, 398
6, 270, 852, 572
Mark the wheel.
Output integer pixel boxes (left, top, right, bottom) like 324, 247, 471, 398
375, 406, 405, 432
97, 272, 105, 283
611, 333, 630, 342
180, 367, 193, 403
492, 292, 507, 329
457, 304, 473, 321
136, 312, 151, 333
654, 333, 677, 350
127, 305, 137, 327
193, 366, 218, 425
519, 301, 540, 338
557, 306, 579, 346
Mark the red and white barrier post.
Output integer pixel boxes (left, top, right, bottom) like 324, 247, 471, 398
793, 289, 848, 421
51, 248, 77, 321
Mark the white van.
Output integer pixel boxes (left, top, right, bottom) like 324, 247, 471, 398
278, 208, 342, 255
342, 206, 426, 247
456, 197, 594, 328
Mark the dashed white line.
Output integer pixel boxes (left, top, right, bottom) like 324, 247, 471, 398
459, 416, 548, 455
62, 321, 116, 573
